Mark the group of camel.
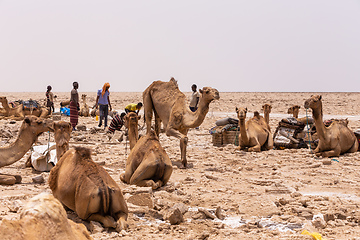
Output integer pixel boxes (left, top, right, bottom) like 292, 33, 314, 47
0, 78, 359, 237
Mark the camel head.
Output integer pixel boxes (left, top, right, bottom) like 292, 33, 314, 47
262, 104, 272, 114
236, 107, 247, 120
304, 95, 322, 110
199, 87, 220, 103
81, 94, 87, 101
287, 105, 301, 114
124, 112, 140, 129
53, 121, 72, 158
21, 116, 54, 137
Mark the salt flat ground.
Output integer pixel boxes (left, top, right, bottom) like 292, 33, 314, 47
1, 92, 360, 240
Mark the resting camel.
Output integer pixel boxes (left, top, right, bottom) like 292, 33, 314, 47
0, 96, 49, 120
261, 103, 272, 131
288, 105, 314, 125
304, 95, 358, 157
79, 94, 90, 117
143, 78, 219, 167
0, 116, 53, 185
49, 121, 128, 232
0, 193, 92, 240
120, 112, 173, 189
236, 107, 273, 152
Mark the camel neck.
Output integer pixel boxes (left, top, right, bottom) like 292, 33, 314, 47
311, 104, 326, 138
0, 129, 38, 168
264, 112, 270, 126
239, 118, 249, 145
128, 124, 138, 150
185, 98, 209, 128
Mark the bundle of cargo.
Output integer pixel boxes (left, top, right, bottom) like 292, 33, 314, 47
273, 117, 308, 149
209, 118, 239, 146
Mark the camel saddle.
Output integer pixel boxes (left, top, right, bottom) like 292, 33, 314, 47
22, 100, 40, 110
273, 117, 307, 149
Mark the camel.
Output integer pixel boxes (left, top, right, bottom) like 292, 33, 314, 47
143, 78, 220, 167
0, 96, 49, 120
236, 107, 273, 152
287, 105, 314, 125
0, 193, 92, 240
120, 112, 173, 189
79, 94, 90, 117
0, 116, 53, 185
49, 121, 128, 232
304, 95, 358, 157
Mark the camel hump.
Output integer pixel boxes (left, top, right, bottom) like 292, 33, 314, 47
74, 147, 92, 159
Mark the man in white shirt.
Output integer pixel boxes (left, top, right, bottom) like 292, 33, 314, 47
189, 84, 200, 112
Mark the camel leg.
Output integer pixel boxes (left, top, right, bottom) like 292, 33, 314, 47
320, 145, 341, 158
161, 163, 173, 186
248, 139, 261, 152
129, 155, 160, 189
87, 214, 117, 229
348, 140, 359, 153
143, 92, 153, 134
0, 173, 21, 185
110, 188, 129, 231
266, 133, 274, 150
165, 127, 188, 167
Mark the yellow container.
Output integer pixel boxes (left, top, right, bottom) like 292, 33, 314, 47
96, 115, 99, 121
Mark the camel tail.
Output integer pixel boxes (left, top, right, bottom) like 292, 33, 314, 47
100, 186, 110, 214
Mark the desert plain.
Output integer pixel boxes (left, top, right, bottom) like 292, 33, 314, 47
0, 91, 360, 240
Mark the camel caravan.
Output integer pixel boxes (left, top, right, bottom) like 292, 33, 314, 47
1, 78, 360, 239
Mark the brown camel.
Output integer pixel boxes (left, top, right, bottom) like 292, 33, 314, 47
304, 95, 358, 157
0, 193, 92, 240
143, 78, 220, 167
120, 112, 173, 189
0, 116, 53, 185
288, 105, 314, 125
0, 96, 49, 120
236, 107, 273, 152
49, 121, 128, 232
79, 94, 90, 117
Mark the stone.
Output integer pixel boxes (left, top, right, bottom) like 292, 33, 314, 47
90, 221, 104, 233
312, 216, 327, 229
77, 125, 87, 131
8, 200, 22, 213
215, 206, 225, 220
172, 203, 188, 214
127, 193, 153, 208
198, 208, 216, 220
167, 208, 184, 225
32, 174, 45, 184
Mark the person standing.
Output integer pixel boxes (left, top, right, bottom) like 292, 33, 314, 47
189, 84, 200, 112
46, 85, 54, 113
125, 102, 142, 114
95, 82, 112, 129
70, 82, 79, 131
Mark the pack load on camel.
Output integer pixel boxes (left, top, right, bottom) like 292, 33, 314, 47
210, 117, 239, 146
273, 117, 308, 149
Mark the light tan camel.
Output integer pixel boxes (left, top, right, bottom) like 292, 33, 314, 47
0, 96, 49, 120
0, 193, 92, 240
236, 107, 273, 152
0, 116, 53, 185
143, 78, 220, 167
304, 95, 358, 157
287, 105, 314, 125
49, 121, 128, 232
120, 112, 173, 189
79, 94, 90, 117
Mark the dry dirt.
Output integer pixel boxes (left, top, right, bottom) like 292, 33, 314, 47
1, 91, 360, 240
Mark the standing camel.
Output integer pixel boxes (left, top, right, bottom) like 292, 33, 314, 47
143, 78, 219, 167
120, 112, 173, 189
304, 95, 358, 157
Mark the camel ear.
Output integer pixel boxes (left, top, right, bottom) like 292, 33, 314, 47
245, 107, 248, 112
319, 95, 322, 100
235, 107, 238, 112
68, 122, 72, 130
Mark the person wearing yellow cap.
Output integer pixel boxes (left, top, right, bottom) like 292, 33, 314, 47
95, 83, 112, 129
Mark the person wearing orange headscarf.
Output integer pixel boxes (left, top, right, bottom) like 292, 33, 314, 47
95, 83, 112, 129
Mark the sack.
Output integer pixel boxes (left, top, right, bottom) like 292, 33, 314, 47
273, 117, 306, 149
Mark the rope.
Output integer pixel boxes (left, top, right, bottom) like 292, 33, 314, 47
124, 130, 128, 160
305, 108, 318, 159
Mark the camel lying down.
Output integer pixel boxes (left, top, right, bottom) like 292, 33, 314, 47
0, 193, 92, 240
49, 121, 128, 232
121, 130, 173, 189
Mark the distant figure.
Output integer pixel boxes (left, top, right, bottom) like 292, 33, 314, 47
125, 102, 142, 114
108, 112, 126, 134
46, 85, 55, 113
189, 84, 200, 112
95, 83, 112, 128
70, 82, 79, 131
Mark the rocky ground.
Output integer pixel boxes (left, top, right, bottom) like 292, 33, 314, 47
1, 91, 360, 240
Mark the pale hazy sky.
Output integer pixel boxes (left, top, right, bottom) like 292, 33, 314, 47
1, 0, 359, 92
